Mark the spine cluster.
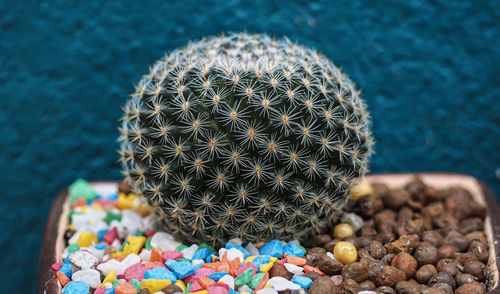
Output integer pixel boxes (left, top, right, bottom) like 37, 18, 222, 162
119, 33, 373, 245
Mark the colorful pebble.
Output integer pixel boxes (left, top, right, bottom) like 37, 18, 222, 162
54, 180, 329, 293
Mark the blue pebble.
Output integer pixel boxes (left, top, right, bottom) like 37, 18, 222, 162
205, 254, 213, 263
165, 260, 195, 279
283, 242, 306, 257
95, 243, 106, 250
59, 262, 72, 277
63, 281, 89, 294
144, 267, 177, 282
252, 255, 270, 268
97, 229, 108, 242
104, 289, 115, 294
291, 275, 313, 289
229, 288, 239, 294
259, 240, 283, 258
225, 243, 250, 257
208, 271, 228, 281
192, 247, 211, 260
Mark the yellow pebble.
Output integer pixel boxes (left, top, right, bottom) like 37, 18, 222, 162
122, 236, 147, 255
117, 192, 137, 210
141, 279, 171, 293
259, 262, 274, 273
77, 232, 98, 247
101, 270, 116, 286
269, 256, 278, 262
333, 241, 358, 264
175, 280, 186, 292
350, 179, 374, 200
333, 223, 354, 239
243, 256, 256, 263
68, 224, 76, 231
189, 291, 208, 294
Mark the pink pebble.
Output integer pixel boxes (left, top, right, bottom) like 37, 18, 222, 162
124, 263, 154, 281
189, 281, 203, 292
208, 284, 229, 294
51, 262, 62, 271
161, 250, 184, 261
234, 262, 257, 277
185, 268, 214, 284
104, 227, 119, 244
145, 231, 156, 237
93, 287, 106, 294
278, 259, 287, 264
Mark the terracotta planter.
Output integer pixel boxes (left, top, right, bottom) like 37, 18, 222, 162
37, 173, 500, 293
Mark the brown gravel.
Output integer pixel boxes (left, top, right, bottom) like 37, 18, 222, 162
303, 177, 491, 293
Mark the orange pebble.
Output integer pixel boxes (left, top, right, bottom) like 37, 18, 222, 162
220, 251, 228, 264
255, 272, 269, 291
199, 277, 216, 289
202, 262, 219, 271
114, 256, 126, 262
56, 271, 70, 287
228, 258, 241, 276
72, 198, 87, 208
303, 265, 325, 276
286, 256, 306, 266
217, 263, 230, 273
150, 247, 162, 263
116, 282, 138, 294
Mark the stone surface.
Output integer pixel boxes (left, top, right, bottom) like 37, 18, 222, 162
3, 2, 499, 292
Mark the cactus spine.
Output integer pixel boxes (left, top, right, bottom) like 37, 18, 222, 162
119, 33, 373, 245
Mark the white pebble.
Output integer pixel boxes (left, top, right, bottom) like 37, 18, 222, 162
218, 274, 235, 289
327, 252, 336, 260
268, 277, 301, 291
120, 254, 141, 273
228, 237, 242, 245
284, 263, 304, 275
181, 244, 198, 260
238, 285, 252, 292
192, 259, 205, 267
139, 249, 151, 261
150, 232, 181, 251
97, 259, 121, 275
341, 213, 364, 232
86, 246, 105, 260
358, 291, 377, 294
228, 248, 244, 262
245, 243, 260, 256
72, 269, 101, 288
68, 229, 83, 245
120, 210, 142, 235
256, 289, 278, 294
69, 250, 99, 270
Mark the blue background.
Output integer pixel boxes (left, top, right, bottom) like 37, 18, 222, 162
1, 1, 498, 292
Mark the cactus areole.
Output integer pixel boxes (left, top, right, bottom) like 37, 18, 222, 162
119, 33, 373, 245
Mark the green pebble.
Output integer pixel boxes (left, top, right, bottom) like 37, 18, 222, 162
198, 242, 214, 252
104, 211, 121, 224
176, 257, 190, 262
121, 240, 129, 251
67, 244, 80, 253
69, 179, 97, 203
68, 211, 80, 221
131, 279, 141, 292
145, 237, 152, 250
113, 279, 119, 287
175, 244, 188, 252
234, 268, 253, 287
186, 283, 191, 293
248, 272, 265, 289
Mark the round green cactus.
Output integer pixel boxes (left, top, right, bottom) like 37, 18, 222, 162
119, 33, 373, 245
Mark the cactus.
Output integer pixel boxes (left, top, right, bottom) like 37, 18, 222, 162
119, 33, 373, 245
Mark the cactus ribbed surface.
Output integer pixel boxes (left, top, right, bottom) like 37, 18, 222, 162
119, 33, 373, 245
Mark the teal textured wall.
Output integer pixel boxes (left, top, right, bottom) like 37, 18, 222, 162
1, 1, 498, 292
